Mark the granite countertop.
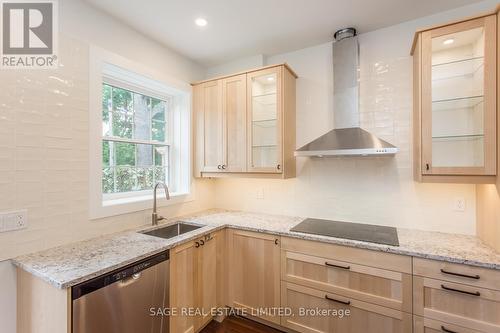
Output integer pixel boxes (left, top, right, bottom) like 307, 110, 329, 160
12, 210, 500, 289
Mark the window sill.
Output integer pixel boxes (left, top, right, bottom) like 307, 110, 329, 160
91, 191, 194, 220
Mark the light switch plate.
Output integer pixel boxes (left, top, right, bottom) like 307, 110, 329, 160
0, 210, 28, 232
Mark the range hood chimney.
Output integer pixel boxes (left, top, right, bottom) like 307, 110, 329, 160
295, 28, 398, 157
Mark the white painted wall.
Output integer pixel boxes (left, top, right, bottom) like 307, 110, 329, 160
206, 54, 265, 78
211, 0, 500, 234
0, 1, 214, 331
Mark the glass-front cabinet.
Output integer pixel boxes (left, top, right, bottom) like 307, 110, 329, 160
247, 67, 282, 173
193, 64, 297, 178
413, 14, 497, 181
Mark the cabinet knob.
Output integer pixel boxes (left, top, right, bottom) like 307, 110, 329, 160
199, 239, 205, 246
277, 164, 281, 170
425, 163, 430, 171
217, 165, 222, 170
195, 241, 200, 248
274, 239, 279, 245
221, 165, 226, 170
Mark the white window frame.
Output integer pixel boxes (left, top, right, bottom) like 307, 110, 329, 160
89, 47, 194, 219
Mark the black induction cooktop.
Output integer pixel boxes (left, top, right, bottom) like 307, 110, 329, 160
290, 218, 399, 246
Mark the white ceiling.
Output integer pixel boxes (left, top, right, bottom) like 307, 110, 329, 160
84, 0, 482, 67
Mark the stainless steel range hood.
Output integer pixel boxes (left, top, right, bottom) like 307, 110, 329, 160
295, 28, 398, 157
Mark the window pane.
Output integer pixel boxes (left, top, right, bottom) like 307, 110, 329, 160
102, 167, 114, 193
102, 141, 110, 167
152, 120, 166, 141
102, 85, 112, 136
154, 146, 168, 166
115, 142, 135, 166
154, 166, 168, 184
152, 98, 166, 121
134, 94, 151, 140
116, 167, 134, 192
136, 144, 153, 167
112, 111, 133, 138
135, 167, 153, 191
112, 87, 132, 113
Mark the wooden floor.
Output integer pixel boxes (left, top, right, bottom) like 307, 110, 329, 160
200, 316, 284, 333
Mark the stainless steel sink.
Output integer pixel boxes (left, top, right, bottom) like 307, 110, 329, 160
142, 222, 204, 239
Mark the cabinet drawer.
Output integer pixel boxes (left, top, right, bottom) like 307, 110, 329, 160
282, 237, 411, 273
282, 250, 412, 312
281, 282, 412, 333
414, 258, 500, 291
414, 276, 500, 332
414, 316, 484, 333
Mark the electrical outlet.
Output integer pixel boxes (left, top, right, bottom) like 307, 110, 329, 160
0, 210, 28, 232
453, 198, 466, 212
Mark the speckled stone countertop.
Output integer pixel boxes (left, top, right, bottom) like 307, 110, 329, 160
12, 210, 500, 289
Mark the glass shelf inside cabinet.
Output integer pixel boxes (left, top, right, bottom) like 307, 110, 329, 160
252, 92, 277, 106
432, 134, 484, 142
432, 56, 484, 81
432, 95, 484, 111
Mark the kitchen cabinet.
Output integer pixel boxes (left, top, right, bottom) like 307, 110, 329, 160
280, 237, 413, 333
413, 316, 483, 333
170, 232, 218, 333
193, 64, 297, 179
227, 229, 281, 325
193, 80, 224, 173
281, 282, 412, 333
412, 13, 498, 183
413, 258, 500, 333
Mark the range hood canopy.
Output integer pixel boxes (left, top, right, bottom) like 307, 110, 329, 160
295, 28, 398, 157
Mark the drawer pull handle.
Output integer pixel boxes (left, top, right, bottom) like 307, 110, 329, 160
441, 284, 480, 297
325, 295, 350, 305
440, 268, 480, 280
325, 262, 350, 270
441, 325, 458, 333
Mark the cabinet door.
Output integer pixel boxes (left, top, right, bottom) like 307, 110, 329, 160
222, 74, 247, 172
228, 229, 281, 324
421, 16, 497, 175
195, 80, 224, 173
247, 67, 283, 173
170, 241, 197, 333
281, 282, 412, 333
196, 234, 217, 330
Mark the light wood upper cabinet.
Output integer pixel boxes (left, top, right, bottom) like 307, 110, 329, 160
222, 74, 247, 172
412, 13, 498, 183
170, 233, 218, 333
227, 229, 281, 325
247, 66, 283, 173
194, 80, 224, 174
193, 64, 297, 178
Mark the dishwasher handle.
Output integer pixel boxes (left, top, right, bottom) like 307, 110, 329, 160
72, 251, 169, 300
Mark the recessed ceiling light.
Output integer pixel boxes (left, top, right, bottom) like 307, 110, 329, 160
195, 18, 207, 27
267, 77, 275, 82
443, 38, 454, 45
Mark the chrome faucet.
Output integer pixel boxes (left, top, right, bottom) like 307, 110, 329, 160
152, 182, 170, 226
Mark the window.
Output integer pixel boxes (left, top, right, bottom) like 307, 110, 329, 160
101, 84, 171, 196
89, 49, 192, 219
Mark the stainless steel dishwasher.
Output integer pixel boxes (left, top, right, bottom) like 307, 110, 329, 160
72, 251, 169, 333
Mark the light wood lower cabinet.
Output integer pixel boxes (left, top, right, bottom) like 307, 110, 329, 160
227, 229, 281, 324
170, 232, 218, 333
413, 276, 500, 333
414, 316, 484, 333
282, 250, 412, 312
281, 282, 412, 333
